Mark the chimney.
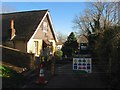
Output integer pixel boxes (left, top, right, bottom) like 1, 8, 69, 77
10, 19, 16, 40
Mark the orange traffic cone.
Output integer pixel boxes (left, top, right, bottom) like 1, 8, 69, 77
38, 64, 48, 84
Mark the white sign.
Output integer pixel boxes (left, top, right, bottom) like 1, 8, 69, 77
73, 58, 92, 73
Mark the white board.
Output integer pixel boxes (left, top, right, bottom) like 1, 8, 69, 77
73, 57, 92, 73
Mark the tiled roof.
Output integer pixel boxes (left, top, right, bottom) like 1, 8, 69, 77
1, 10, 48, 42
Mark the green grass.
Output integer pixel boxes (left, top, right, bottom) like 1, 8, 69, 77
73, 70, 88, 74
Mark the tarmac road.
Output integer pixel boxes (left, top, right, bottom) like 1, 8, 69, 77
44, 62, 111, 88
21, 61, 111, 88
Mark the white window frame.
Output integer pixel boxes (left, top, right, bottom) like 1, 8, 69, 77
34, 41, 38, 55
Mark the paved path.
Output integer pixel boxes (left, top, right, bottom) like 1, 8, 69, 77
44, 63, 110, 88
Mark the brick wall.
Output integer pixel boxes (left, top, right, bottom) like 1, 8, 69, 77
1, 45, 35, 70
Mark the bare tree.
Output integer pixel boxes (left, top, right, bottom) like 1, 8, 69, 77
56, 31, 67, 43
73, 2, 118, 36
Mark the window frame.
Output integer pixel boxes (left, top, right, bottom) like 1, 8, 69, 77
34, 41, 39, 55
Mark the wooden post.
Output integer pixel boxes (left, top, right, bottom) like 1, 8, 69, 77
51, 63, 55, 76
51, 56, 55, 76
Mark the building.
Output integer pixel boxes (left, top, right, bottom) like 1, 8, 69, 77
56, 41, 63, 51
77, 34, 88, 50
1, 10, 58, 57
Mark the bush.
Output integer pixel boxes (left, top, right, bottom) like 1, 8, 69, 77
95, 26, 120, 89
1, 65, 28, 88
54, 50, 63, 59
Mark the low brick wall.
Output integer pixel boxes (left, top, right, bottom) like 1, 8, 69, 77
1, 45, 35, 70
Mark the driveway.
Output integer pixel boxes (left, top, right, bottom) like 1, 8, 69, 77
44, 63, 110, 88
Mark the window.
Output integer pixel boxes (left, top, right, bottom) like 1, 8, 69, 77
57, 46, 61, 50
80, 43, 87, 50
34, 41, 38, 55
43, 22, 48, 33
